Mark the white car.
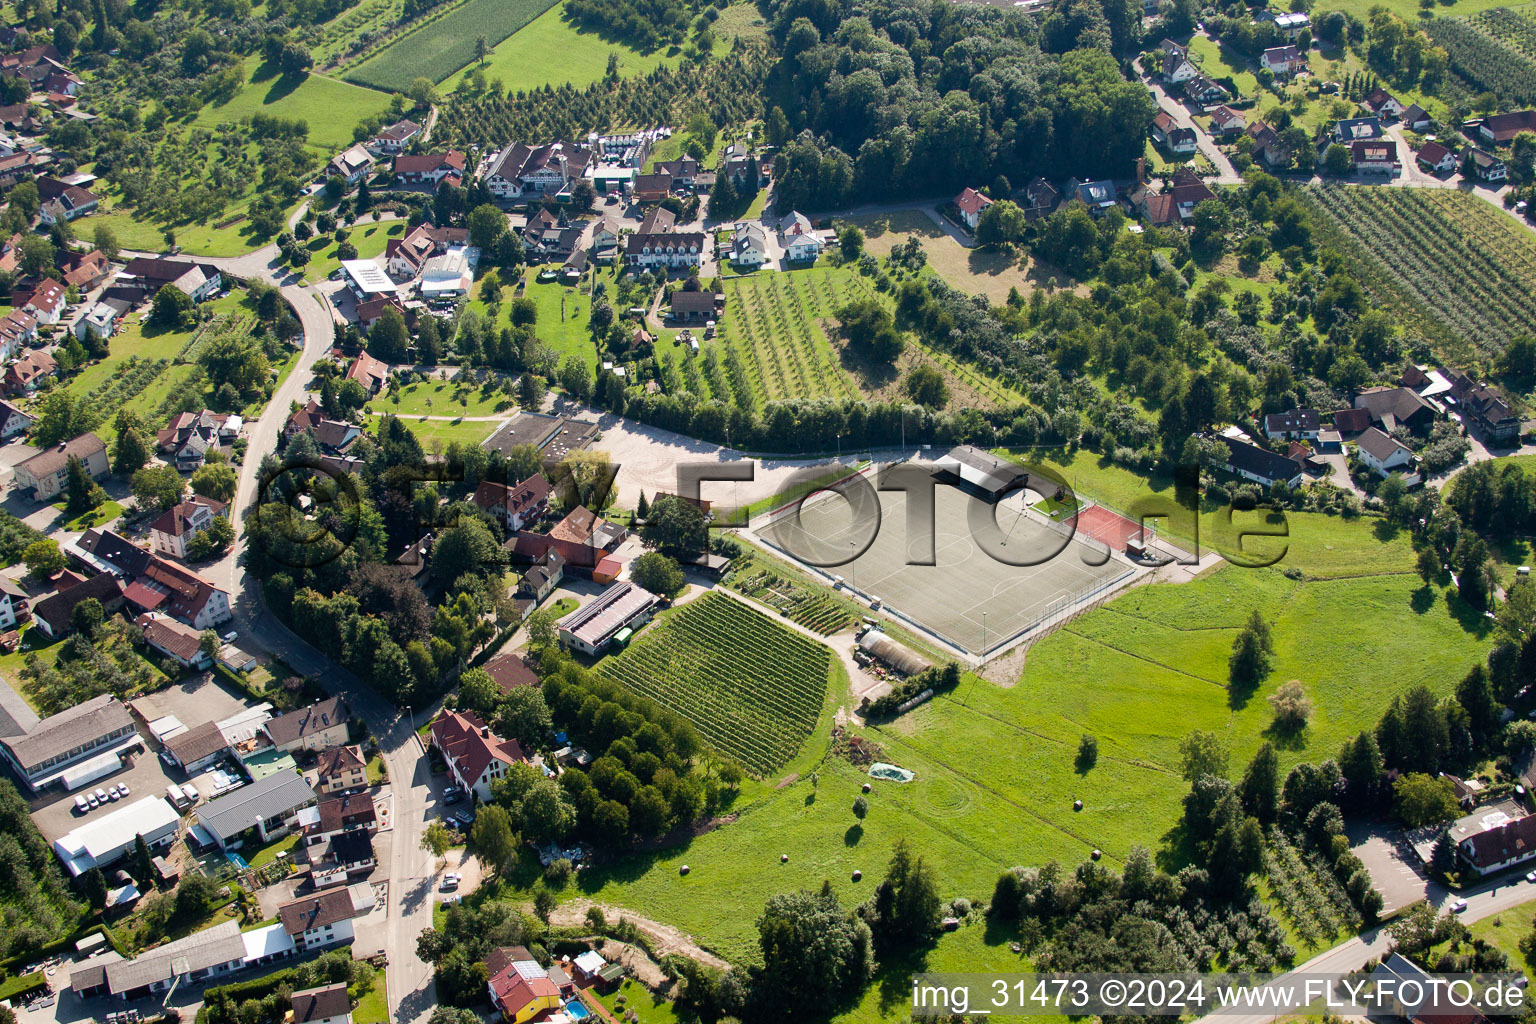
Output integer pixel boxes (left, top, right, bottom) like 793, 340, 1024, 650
94, 788, 108, 804
73, 795, 89, 814
107, 786, 121, 801
1450, 898, 1469, 913
1526, 870, 1536, 883
223, 631, 238, 643
118, 782, 129, 797
440, 873, 461, 892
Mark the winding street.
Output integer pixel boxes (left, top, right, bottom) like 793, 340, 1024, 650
185, 244, 438, 1024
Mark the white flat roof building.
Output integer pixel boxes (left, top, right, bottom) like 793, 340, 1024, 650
340, 260, 396, 297
53, 796, 180, 876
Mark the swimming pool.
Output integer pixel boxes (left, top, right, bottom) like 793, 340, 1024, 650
565, 1000, 590, 1020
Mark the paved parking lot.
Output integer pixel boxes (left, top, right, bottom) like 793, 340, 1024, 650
27, 733, 180, 845
130, 674, 258, 730
1348, 819, 1433, 916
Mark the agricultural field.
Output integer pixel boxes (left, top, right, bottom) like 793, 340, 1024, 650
1299, 185, 1536, 364
344, 0, 559, 91
192, 59, 394, 152
598, 592, 834, 775
727, 554, 859, 635
1427, 8, 1536, 107
720, 268, 862, 405
1264, 827, 1362, 950
442, 2, 679, 93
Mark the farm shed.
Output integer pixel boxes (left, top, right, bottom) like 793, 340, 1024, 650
860, 633, 932, 676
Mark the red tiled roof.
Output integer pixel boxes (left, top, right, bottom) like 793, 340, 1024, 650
953, 187, 992, 216
429, 710, 524, 788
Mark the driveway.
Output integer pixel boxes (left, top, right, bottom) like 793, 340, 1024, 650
1135, 54, 1241, 183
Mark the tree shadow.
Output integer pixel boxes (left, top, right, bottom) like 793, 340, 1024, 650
1444, 589, 1495, 637
1227, 673, 1257, 711
261, 72, 305, 106
1156, 821, 1196, 874
1373, 518, 1402, 543
844, 823, 864, 846
1260, 720, 1309, 751
1409, 584, 1437, 615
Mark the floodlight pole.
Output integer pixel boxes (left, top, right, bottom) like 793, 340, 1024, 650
850, 539, 856, 593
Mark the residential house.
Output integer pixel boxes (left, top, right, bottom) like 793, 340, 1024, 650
953, 187, 993, 231
355, 295, 406, 332
149, 497, 228, 560
198, 771, 318, 850
0, 576, 24, 630
3, 347, 55, 394
1150, 111, 1179, 148
549, 505, 625, 550
0, 308, 36, 357
277, 889, 357, 950
28, 572, 125, 641
487, 947, 562, 1024
485, 652, 541, 693
156, 410, 239, 469
626, 232, 705, 269
315, 745, 367, 795
385, 223, 468, 278
1458, 811, 1536, 876
0, 398, 28, 439
1262, 408, 1320, 441
13, 432, 107, 501
290, 984, 352, 1024
1479, 109, 1536, 145
589, 217, 623, 263
471, 474, 551, 532
1355, 426, 1415, 479
1211, 433, 1305, 488
1162, 50, 1197, 86
631, 171, 673, 202
429, 709, 525, 802
1163, 167, 1215, 220
516, 549, 565, 603
1468, 147, 1508, 182
21, 278, 65, 323
1183, 76, 1229, 104
1416, 141, 1457, 173
721, 146, 765, 187
1208, 105, 1246, 136
0, 693, 136, 792
36, 175, 97, 223
264, 697, 350, 754
368, 119, 421, 154
137, 613, 213, 671
1350, 138, 1399, 175
654, 156, 699, 186
392, 151, 466, 188
327, 144, 374, 185
1363, 87, 1404, 117
1334, 116, 1383, 142
481, 140, 595, 200
558, 580, 662, 656
638, 206, 675, 234
346, 350, 390, 394
779, 211, 823, 261
302, 791, 377, 845
120, 258, 223, 302
1246, 121, 1291, 168
1444, 369, 1521, 446
1261, 45, 1305, 76
1064, 178, 1117, 215
1023, 177, 1059, 219
731, 223, 770, 267
308, 831, 375, 888
75, 297, 130, 341
74, 528, 232, 629
1401, 103, 1432, 130
1354, 385, 1436, 433
59, 248, 111, 291
519, 208, 586, 262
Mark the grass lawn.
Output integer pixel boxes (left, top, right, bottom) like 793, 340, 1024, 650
353, 971, 388, 1024
51, 500, 126, 532
248, 833, 301, 869
465, 265, 607, 368
1469, 898, 1536, 967
365, 414, 496, 451
545, 597, 578, 618
597, 981, 683, 1024
87, 194, 301, 259
1308, 0, 1509, 25
304, 221, 406, 283
443, 1, 679, 92
195, 59, 394, 152
850, 209, 1081, 304
1187, 34, 1260, 97
377, 378, 516, 418
366, 755, 387, 786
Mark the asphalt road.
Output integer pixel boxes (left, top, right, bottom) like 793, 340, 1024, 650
191, 246, 439, 1024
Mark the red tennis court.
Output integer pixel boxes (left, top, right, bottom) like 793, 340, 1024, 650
1072, 502, 1151, 551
